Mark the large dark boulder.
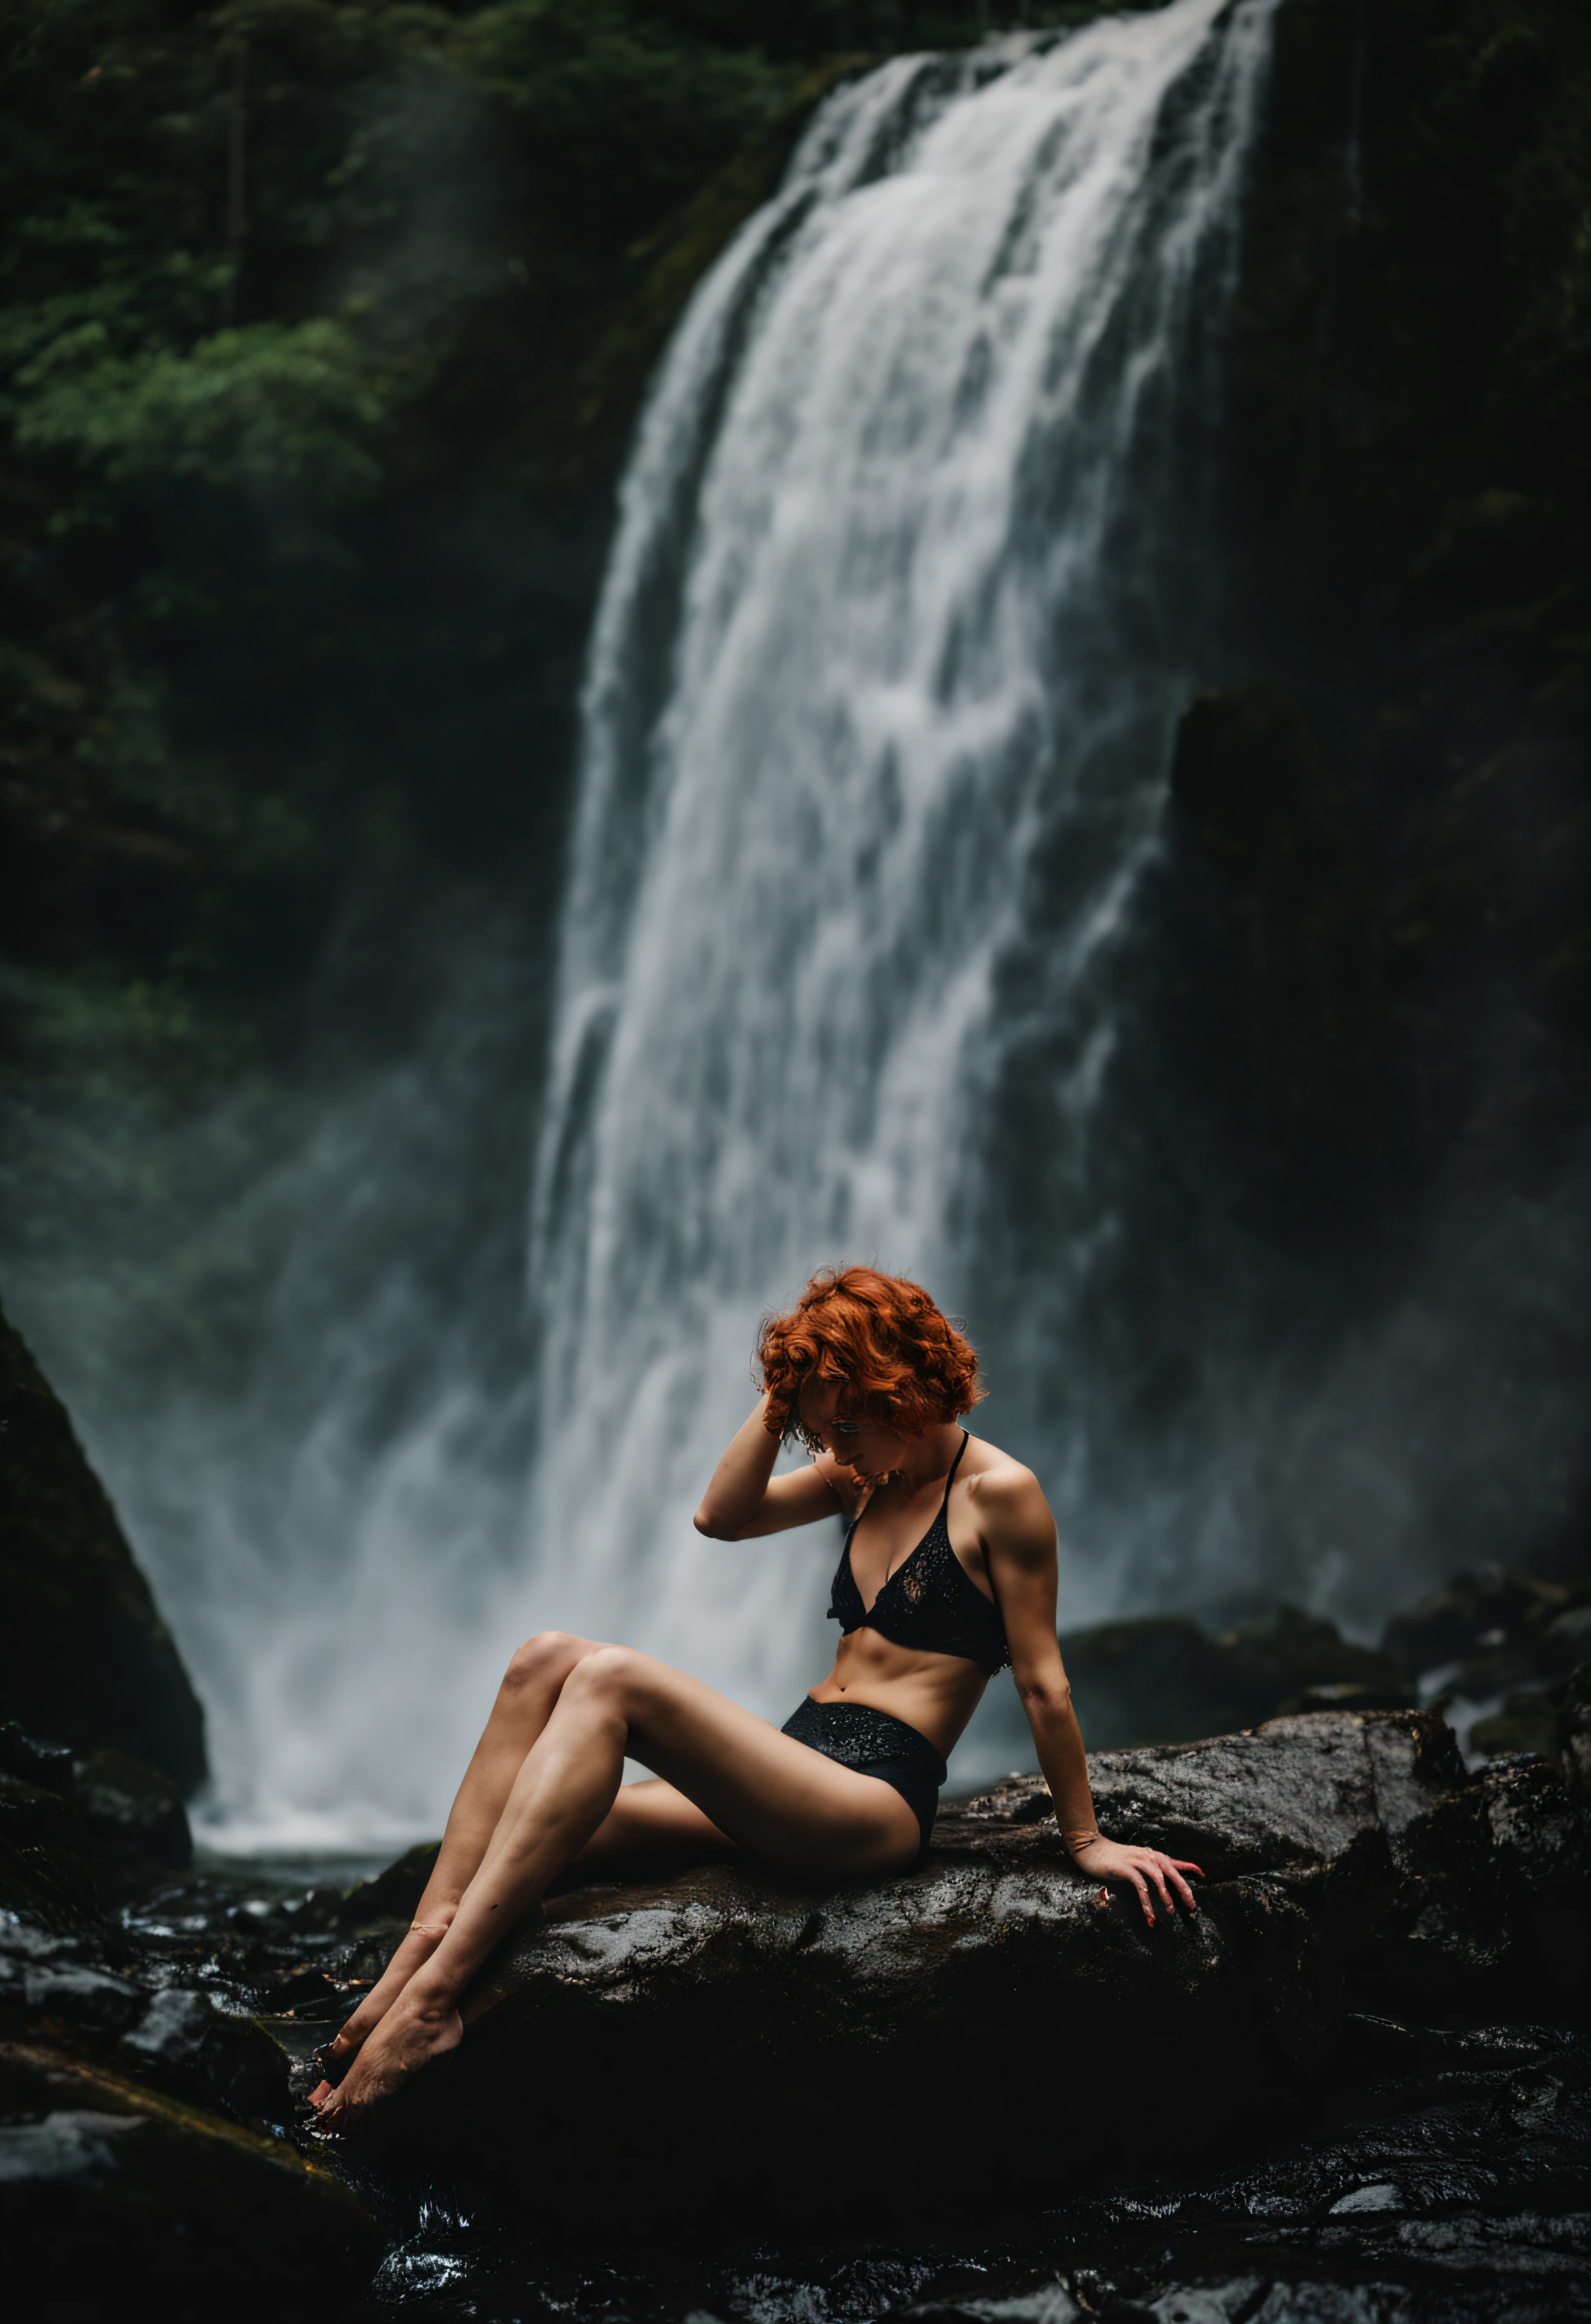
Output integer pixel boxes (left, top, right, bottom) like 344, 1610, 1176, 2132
360, 1702, 1589, 2233
0, 1902, 296, 2125
0, 1884, 379, 2313
1381, 1565, 1591, 1698
0, 2036, 379, 2319
0, 1723, 193, 1913
1083, 1708, 1590, 2007
0, 1297, 205, 1793
408, 2011, 1591, 2322
69, 1745, 192, 1896
386, 1831, 1332, 2231
0, 1763, 102, 1942
1060, 1602, 1413, 1750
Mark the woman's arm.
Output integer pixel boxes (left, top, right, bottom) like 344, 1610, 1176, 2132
693, 1395, 851, 1539
981, 1470, 1201, 1925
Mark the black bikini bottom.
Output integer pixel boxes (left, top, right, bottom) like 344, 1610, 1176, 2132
780, 1697, 947, 1854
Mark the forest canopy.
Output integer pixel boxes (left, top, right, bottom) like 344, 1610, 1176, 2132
0, 0, 806, 1097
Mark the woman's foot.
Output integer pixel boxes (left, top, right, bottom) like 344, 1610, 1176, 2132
313, 1915, 453, 2073
308, 1988, 463, 2128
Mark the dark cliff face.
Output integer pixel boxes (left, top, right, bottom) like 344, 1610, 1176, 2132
1125, 0, 1591, 1582
1209, 0, 1588, 1225
1217, 0, 1589, 1201
0, 1297, 205, 1792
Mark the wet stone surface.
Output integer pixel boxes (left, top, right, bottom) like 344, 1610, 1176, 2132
357, 2021, 1591, 2322
0, 1844, 398, 2314
4, 1706, 1590, 2319
334, 1706, 1590, 2321
342, 1709, 1588, 2242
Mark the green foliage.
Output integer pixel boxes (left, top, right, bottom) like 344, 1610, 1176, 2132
449, 0, 789, 244
0, 0, 799, 1121
16, 318, 391, 502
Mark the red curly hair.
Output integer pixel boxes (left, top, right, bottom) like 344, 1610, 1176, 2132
758, 1266, 983, 1447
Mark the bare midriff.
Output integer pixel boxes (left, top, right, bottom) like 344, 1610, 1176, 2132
805, 1624, 987, 1759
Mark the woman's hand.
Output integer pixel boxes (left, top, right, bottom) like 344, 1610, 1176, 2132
1066, 1835, 1201, 1926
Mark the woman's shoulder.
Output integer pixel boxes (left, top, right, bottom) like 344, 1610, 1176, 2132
959, 1436, 1054, 1544
960, 1432, 1036, 1489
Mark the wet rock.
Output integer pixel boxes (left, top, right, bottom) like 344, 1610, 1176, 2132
0, 1838, 100, 1940
1470, 1690, 1561, 1761
1224, 1606, 1414, 1719
878, 2026, 1591, 2323
0, 1722, 190, 1909
260, 1961, 367, 2017
1561, 1664, 1591, 1804
0, 1764, 101, 1941
0, 1724, 75, 1797
340, 1923, 411, 1982
350, 1716, 1382, 2213
0, 2036, 380, 2314
0, 1909, 292, 2125
332, 1842, 442, 1982
368, 1829, 1334, 2225
1058, 1617, 1253, 1746
1060, 1603, 1413, 1751
70, 1745, 191, 1897
0, 1299, 205, 1792
1077, 1704, 1591, 2007
339, 1839, 439, 1929
350, 1702, 1589, 2232
0, 1769, 79, 1858
118, 1988, 294, 2126
1381, 1566, 1591, 1702
1071, 1704, 1469, 1883
364, 2016, 1591, 2323
0, 1947, 146, 2038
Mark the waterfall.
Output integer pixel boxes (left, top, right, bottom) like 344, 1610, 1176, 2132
525, 0, 1281, 1756
8, 0, 1287, 1844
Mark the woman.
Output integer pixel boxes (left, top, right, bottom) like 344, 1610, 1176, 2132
311, 1266, 1198, 2127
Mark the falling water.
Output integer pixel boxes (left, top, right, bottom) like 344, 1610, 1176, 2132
6, 0, 1294, 1839
525, 0, 1281, 1750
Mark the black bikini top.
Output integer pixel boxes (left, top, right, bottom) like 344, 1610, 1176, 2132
827, 1431, 1011, 1676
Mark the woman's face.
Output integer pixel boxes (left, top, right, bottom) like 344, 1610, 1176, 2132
797, 1375, 915, 1482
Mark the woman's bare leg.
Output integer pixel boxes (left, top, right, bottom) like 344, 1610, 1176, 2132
562, 1775, 736, 1879
311, 1646, 918, 2126
321, 1631, 611, 2063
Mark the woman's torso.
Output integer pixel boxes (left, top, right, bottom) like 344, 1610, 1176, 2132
807, 1432, 1010, 1756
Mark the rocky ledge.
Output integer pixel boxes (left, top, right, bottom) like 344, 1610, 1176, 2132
4, 1687, 1588, 2314
364, 1688, 1591, 2236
